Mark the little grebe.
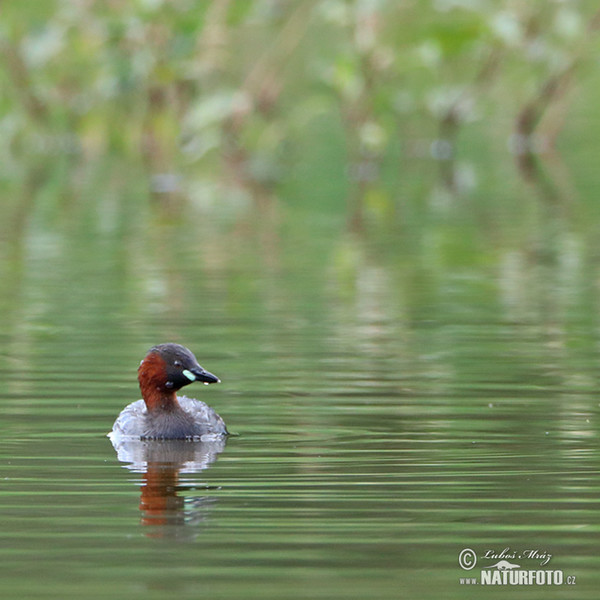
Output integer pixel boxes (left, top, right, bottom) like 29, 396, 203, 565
109, 343, 227, 441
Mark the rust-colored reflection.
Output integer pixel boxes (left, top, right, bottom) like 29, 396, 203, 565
110, 438, 226, 535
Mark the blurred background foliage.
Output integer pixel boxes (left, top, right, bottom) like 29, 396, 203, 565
1, 0, 600, 247
4, 6, 600, 597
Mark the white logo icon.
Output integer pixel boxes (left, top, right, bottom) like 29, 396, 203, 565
489, 560, 520, 570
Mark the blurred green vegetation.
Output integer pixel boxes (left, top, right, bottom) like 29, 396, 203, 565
0, 0, 598, 348
2, 8, 600, 598
1, 0, 600, 245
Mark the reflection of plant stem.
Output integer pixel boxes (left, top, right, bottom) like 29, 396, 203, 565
11, 167, 45, 239
242, 1, 315, 103
341, 11, 388, 232
221, 2, 314, 209
514, 8, 600, 198
199, 0, 232, 74
514, 66, 575, 212
515, 66, 576, 151
437, 47, 502, 191
221, 118, 273, 211
0, 40, 48, 123
0, 41, 57, 236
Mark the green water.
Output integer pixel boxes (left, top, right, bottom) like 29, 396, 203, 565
1, 199, 599, 600
3, 2, 600, 597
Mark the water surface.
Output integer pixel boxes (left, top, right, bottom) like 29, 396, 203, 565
1, 210, 599, 600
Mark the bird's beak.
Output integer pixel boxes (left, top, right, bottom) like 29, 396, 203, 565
184, 366, 220, 384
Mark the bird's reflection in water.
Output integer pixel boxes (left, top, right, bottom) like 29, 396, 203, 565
110, 437, 227, 536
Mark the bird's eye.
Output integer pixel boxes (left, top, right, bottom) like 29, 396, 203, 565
173, 360, 182, 368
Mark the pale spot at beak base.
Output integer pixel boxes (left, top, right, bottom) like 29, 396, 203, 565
182, 369, 196, 381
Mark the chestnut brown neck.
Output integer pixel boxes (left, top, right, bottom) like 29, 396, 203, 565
138, 352, 181, 413
140, 384, 180, 412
